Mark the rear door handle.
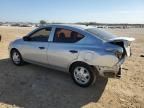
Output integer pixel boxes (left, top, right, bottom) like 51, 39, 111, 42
38, 47, 45, 50
69, 50, 78, 53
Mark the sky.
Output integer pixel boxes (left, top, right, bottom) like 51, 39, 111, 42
0, 0, 144, 24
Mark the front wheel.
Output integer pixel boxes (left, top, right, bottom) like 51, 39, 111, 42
10, 49, 24, 66
70, 63, 96, 87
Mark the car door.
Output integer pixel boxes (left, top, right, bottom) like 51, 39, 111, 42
21, 27, 52, 64
47, 28, 84, 70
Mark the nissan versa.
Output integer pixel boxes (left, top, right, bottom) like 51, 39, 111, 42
8, 24, 135, 87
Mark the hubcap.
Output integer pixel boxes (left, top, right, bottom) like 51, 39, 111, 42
74, 66, 90, 84
12, 51, 20, 64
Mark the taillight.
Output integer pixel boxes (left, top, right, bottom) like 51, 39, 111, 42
115, 51, 123, 59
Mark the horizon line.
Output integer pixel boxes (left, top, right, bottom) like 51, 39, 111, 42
0, 21, 144, 25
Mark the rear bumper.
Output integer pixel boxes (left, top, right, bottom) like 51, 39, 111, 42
96, 56, 126, 78
96, 65, 122, 78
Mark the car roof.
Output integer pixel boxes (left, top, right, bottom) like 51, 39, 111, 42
42, 24, 94, 31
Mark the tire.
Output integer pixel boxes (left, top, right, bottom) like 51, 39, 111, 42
10, 49, 24, 66
70, 63, 96, 87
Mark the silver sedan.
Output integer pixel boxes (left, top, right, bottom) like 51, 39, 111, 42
8, 24, 135, 87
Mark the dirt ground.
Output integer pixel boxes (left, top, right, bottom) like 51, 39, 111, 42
0, 26, 144, 108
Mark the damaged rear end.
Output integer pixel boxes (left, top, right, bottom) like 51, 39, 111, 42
99, 37, 135, 78
86, 28, 135, 78
108, 37, 135, 57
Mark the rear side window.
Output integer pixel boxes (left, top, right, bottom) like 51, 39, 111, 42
53, 28, 84, 43
86, 28, 115, 41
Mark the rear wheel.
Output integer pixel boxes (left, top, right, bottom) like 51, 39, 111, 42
70, 63, 96, 87
11, 49, 24, 66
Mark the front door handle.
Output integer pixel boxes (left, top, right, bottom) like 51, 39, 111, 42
38, 47, 45, 50
69, 50, 78, 53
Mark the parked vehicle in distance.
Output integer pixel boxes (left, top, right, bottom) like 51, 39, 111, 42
8, 24, 135, 87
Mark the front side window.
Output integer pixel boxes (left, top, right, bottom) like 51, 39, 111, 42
29, 28, 51, 42
53, 28, 84, 43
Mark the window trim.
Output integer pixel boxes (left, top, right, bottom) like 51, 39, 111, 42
53, 28, 85, 43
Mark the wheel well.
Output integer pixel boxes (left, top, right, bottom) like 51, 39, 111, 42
10, 48, 19, 55
69, 61, 96, 73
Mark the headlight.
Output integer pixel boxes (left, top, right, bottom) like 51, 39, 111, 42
8, 41, 13, 50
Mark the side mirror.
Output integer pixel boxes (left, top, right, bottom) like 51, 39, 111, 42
23, 36, 30, 41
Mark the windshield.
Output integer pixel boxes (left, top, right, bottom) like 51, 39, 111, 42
86, 28, 116, 41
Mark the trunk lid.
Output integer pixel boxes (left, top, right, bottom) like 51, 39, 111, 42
108, 37, 135, 57
108, 37, 135, 42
